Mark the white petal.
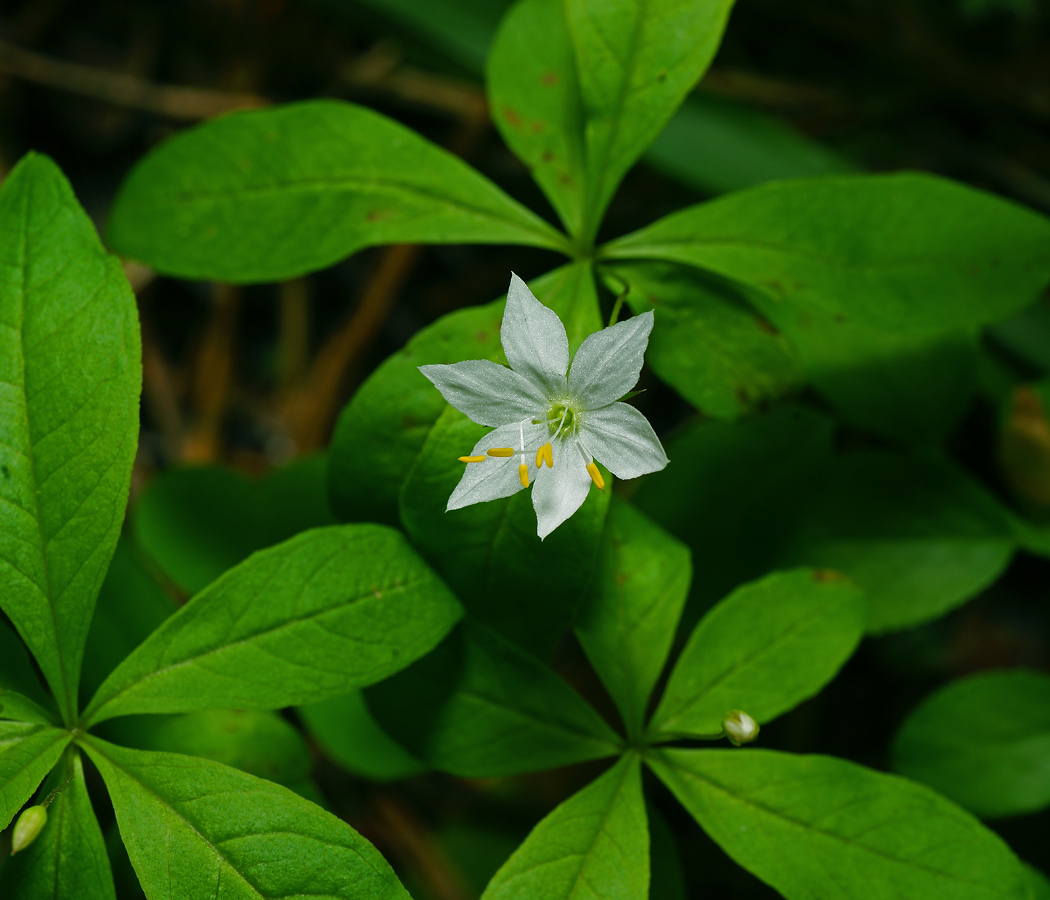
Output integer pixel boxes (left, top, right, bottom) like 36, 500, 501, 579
578, 402, 668, 480
447, 421, 546, 510
532, 437, 593, 540
567, 311, 654, 410
501, 272, 570, 395
419, 360, 547, 427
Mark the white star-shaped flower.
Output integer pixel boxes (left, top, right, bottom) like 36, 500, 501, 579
419, 273, 669, 539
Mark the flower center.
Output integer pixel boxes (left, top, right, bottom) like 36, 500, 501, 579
545, 402, 579, 438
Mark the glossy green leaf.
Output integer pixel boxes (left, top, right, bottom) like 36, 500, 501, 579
107, 100, 569, 283
82, 736, 412, 900
779, 452, 1017, 633
0, 722, 70, 830
0, 153, 140, 725
651, 748, 1029, 900
645, 94, 855, 195
399, 404, 609, 657
602, 261, 803, 417
0, 620, 57, 725
575, 498, 691, 736
481, 754, 648, 900
0, 751, 115, 900
367, 621, 622, 777
328, 263, 600, 527
893, 669, 1050, 819
634, 405, 838, 618
603, 173, 1050, 334
133, 456, 335, 595
96, 709, 313, 793
1026, 865, 1050, 900
79, 536, 177, 703
299, 692, 425, 782
650, 569, 865, 737
82, 524, 462, 726
489, 0, 734, 241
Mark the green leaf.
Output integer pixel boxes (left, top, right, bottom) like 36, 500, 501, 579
892, 669, 1050, 819
366, 620, 622, 777
602, 261, 803, 418
0, 153, 141, 725
81, 736, 412, 900
81, 524, 462, 726
489, 0, 734, 241
0, 751, 116, 900
1026, 864, 1050, 900
650, 747, 1029, 900
0, 620, 57, 726
298, 692, 425, 782
634, 405, 838, 619
80, 536, 177, 704
566, 0, 734, 238
487, 0, 586, 236
603, 173, 1050, 334
132, 457, 335, 595
781, 320, 979, 447
649, 568, 865, 738
107, 100, 569, 283
328, 263, 600, 526
575, 498, 691, 737
644, 94, 855, 196
0, 722, 70, 830
399, 404, 609, 657
481, 754, 648, 900
95, 709, 313, 793
779, 452, 1017, 634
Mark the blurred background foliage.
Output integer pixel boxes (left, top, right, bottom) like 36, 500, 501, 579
1, 0, 1049, 896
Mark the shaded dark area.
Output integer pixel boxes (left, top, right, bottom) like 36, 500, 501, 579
1, 0, 1049, 897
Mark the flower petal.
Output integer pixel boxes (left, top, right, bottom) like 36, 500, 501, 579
567, 311, 654, 410
578, 402, 668, 480
447, 421, 546, 510
501, 272, 570, 395
532, 437, 593, 540
419, 360, 547, 426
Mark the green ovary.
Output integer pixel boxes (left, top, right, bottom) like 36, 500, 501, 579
546, 403, 579, 437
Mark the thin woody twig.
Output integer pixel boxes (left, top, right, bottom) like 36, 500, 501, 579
0, 38, 268, 119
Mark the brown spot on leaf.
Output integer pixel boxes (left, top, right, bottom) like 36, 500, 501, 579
736, 387, 750, 405
476, 331, 488, 342
813, 569, 846, 583
531, 121, 545, 133
502, 104, 524, 129
541, 150, 555, 163
834, 313, 847, 323
402, 416, 417, 429
542, 71, 559, 86
755, 318, 777, 335
559, 172, 572, 185
367, 209, 393, 222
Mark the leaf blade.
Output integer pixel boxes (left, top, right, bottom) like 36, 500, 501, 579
0, 722, 70, 830
82, 524, 463, 726
107, 100, 569, 282
651, 748, 1029, 900
481, 753, 648, 900
0, 153, 141, 724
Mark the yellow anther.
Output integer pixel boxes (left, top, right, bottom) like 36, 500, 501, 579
458, 455, 487, 463
488, 447, 515, 457
536, 443, 553, 468
519, 463, 530, 487
586, 462, 605, 491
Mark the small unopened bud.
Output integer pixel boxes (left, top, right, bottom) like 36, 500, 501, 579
11, 805, 47, 854
722, 710, 760, 747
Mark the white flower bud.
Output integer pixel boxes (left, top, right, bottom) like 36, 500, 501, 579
722, 710, 760, 747
11, 805, 47, 855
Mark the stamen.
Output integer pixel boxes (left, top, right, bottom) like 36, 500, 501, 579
586, 462, 605, 491
519, 463, 530, 487
552, 406, 569, 440
459, 455, 487, 463
535, 442, 553, 468
487, 448, 514, 457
